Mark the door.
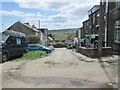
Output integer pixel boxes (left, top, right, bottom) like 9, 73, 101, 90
5, 36, 17, 57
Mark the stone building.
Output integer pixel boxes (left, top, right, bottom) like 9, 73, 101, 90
82, 5, 100, 39
88, 5, 100, 34
103, 0, 120, 54
7, 21, 48, 46
7, 21, 39, 36
38, 28, 48, 46
82, 19, 90, 35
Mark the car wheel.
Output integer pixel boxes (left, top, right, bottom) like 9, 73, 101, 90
2, 53, 8, 62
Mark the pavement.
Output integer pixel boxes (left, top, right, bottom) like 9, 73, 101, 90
71, 49, 118, 88
0, 63, 2, 90
1, 48, 118, 88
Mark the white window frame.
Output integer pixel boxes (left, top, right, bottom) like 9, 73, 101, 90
115, 20, 120, 42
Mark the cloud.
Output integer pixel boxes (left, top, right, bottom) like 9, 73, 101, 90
14, 1, 99, 17
14, 1, 68, 11
2, 0, 100, 30
50, 14, 71, 23
14, 0, 99, 11
0, 10, 43, 18
1, 9, 88, 30
0, 10, 24, 17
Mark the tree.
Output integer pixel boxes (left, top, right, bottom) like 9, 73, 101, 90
48, 33, 54, 39
28, 35, 40, 44
67, 32, 75, 39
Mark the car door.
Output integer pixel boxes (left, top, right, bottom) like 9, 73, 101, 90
28, 45, 39, 51
15, 37, 24, 56
38, 46, 44, 51
5, 36, 17, 57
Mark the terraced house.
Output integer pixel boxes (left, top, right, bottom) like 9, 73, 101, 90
75, 0, 120, 56
88, 5, 100, 34
103, 0, 120, 54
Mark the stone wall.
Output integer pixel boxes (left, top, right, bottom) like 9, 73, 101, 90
77, 47, 113, 58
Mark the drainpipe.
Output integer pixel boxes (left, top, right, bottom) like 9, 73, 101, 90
105, 0, 109, 47
106, 1, 109, 47
78, 29, 81, 46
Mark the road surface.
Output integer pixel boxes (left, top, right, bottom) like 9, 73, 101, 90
2, 48, 116, 88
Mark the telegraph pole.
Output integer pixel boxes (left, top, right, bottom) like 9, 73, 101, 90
98, 0, 114, 88
38, 20, 40, 29
98, 0, 104, 58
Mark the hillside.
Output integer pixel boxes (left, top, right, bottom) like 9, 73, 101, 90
48, 28, 80, 33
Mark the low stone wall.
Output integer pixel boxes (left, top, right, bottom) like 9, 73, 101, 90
77, 47, 113, 58
113, 42, 120, 54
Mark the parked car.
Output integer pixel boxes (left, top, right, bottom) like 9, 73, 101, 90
0, 30, 28, 63
48, 46, 55, 50
27, 44, 52, 53
66, 44, 73, 49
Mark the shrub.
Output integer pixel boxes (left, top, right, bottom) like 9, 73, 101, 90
21, 51, 48, 60
28, 35, 41, 44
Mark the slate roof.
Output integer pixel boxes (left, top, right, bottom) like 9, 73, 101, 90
7, 21, 40, 33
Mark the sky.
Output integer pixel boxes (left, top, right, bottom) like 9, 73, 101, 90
0, 0, 100, 32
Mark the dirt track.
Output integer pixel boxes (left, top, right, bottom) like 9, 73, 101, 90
2, 48, 118, 88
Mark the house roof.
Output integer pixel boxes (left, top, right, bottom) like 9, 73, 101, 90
7, 21, 40, 33
88, 5, 100, 14
23, 23, 39, 32
37, 28, 48, 34
82, 19, 89, 23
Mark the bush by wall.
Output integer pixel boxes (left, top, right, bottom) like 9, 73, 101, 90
28, 35, 41, 44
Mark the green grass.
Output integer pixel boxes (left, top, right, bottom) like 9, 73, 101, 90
20, 51, 48, 60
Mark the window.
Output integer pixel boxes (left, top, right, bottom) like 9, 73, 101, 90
29, 45, 38, 48
115, 27, 120, 41
7, 36, 16, 46
115, 20, 120, 42
116, 0, 120, 7
93, 14, 95, 24
118, 0, 120, 7
21, 38, 27, 44
16, 38, 21, 45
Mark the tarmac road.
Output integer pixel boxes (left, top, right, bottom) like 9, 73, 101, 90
2, 48, 115, 88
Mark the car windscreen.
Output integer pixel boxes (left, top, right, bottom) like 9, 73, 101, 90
0, 34, 9, 45
39, 45, 45, 48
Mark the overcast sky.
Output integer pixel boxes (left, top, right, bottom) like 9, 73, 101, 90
0, 0, 100, 32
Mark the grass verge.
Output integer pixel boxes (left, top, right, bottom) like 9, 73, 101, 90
20, 51, 48, 60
